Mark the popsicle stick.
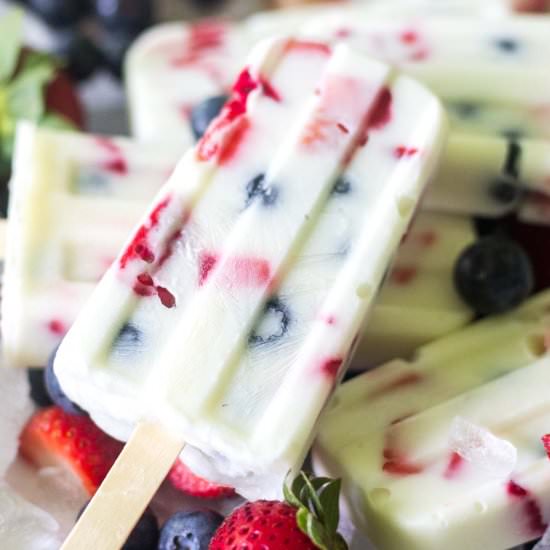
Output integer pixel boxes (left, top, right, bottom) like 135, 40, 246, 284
61, 421, 184, 550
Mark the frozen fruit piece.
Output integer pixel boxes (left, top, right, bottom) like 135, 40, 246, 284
159, 510, 223, 550
168, 460, 235, 499
19, 406, 123, 495
454, 236, 534, 315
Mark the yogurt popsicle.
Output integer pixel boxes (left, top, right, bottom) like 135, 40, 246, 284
314, 290, 550, 550
54, 33, 446, 513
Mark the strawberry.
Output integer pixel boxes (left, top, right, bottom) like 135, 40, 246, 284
168, 459, 236, 499
209, 472, 348, 550
19, 406, 123, 495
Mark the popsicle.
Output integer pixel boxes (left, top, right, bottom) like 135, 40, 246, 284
2, 123, 467, 372
314, 290, 550, 550
55, 37, 446, 548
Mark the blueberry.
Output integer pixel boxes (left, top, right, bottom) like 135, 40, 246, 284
77, 504, 158, 549
28, 0, 90, 28
454, 236, 534, 316
332, 175, 352, 195
245, 173, 278, 208
190, 95, 228, 141
27, 368, 54, 408
112, 323, 143, 357
489, 179, 523, 205
249, 297, 290, 347
45, 346, 85, 415
494, 37, 520, 53
94, 0, 152, 32
158, 510, 223, 550
57, 33, 105, 82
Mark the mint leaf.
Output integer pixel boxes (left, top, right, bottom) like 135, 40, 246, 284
6, 63, 55, 121
0, 9, 23, 82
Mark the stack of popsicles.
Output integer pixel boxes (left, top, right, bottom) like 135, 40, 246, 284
2, 1, 550, 549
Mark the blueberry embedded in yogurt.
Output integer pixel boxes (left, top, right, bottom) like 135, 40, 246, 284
249, 297, 291, 347
244, 173, 279, 208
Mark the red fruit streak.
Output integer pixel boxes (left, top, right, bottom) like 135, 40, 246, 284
320, 357, 343, 379
47, 319, 66, 336
390, 266, 418, 285
507, 480, 547, 535
444, 452, 464, 479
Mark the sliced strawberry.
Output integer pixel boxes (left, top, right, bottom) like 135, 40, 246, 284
19, 406, 122, 495
542, 434, 550, 459
168, 459, 235, 499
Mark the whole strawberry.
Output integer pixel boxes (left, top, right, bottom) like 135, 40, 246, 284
209, 473, 348, 550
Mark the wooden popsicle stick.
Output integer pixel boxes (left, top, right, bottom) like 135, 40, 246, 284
61, 421, 185, 550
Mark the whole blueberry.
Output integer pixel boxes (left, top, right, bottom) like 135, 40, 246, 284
77, 504, 158, 549
190, 95, 228, 141
158, 510, 223, 550
454, 236, 534, 315
94, 0, 152, 32
27, 368, 54, 408
57, 33, 105, 82
45, 346, 85, 415
28, 0, 90, 28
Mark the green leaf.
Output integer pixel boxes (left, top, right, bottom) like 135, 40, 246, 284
0, 9, 24, 82
319, 479, 341, 534
6, 63, 55, 122
297, 507, 331, 550
301, 472, 324, 521
283, 480, 302, 509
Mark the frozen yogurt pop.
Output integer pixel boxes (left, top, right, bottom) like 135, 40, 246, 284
314, 290, 550, 550
55, 37, 446, 548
